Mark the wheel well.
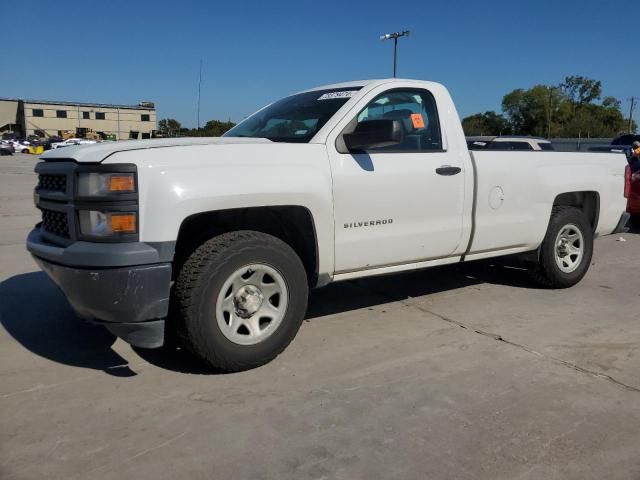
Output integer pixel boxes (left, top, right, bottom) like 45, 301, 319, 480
173, 206, 319, 286
552, 191, 600, 231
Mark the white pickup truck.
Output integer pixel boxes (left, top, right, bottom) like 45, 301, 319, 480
28, 79, 630, 371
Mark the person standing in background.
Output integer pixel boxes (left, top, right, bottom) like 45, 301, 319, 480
631, 141, 640, 179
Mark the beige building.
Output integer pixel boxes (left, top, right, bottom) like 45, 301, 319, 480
0, 98, 157, 140
0, 99, 20, 135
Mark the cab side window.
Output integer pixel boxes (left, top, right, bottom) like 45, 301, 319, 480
356, 89, 443, 152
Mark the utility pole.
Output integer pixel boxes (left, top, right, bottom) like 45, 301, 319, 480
628, 96, 637, 134
380, 30, 410, 77
197, 58, 203, 130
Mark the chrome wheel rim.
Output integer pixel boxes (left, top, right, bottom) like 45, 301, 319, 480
554, 224, 584, 274
216, 264, 288, 346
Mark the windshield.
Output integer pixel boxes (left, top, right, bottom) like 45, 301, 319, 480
224, 87, 362, 142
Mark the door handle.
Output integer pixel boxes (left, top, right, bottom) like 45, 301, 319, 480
435, 166, 462, 176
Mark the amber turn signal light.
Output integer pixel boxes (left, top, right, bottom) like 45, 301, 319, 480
108, 174, 135, 192
110, 213, 137, 233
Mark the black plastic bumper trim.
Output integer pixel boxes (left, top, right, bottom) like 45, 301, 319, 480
102, 320, 165, 349
32, 256, 172, 325
27, 228, 175, 267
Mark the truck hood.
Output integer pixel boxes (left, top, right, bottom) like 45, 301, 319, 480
40, 137, 273, 163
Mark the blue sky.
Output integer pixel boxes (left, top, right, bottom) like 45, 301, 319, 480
3, 0, 638, 127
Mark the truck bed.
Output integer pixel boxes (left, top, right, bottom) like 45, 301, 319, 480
468, 151, 627, 255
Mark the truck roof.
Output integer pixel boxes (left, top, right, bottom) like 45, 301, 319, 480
298, 78, 443, 94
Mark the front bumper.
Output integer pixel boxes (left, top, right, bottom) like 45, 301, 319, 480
28, 228, 172, 348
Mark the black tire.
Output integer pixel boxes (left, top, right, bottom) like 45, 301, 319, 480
630, 215, 640, 228
173, 231, 309, 372
529, 206, 593, 288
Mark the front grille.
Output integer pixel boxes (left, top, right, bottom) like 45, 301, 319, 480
37, 174, 66, 193
41, 209, 70, 239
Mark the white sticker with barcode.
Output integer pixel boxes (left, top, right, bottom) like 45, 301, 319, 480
317, 91, 357, 100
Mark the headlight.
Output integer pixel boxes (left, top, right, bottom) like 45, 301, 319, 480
79, 210, 137, 237
77, 172, 136, 197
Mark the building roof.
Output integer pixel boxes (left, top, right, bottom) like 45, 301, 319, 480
0, 97, 155, 110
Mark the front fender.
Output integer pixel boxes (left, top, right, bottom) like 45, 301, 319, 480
103, 143, 335, 279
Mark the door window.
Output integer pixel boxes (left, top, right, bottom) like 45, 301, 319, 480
352, 89, 443, 152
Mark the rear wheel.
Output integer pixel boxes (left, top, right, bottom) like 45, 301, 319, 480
173, 231, 308, 372
529, 206, 593, 288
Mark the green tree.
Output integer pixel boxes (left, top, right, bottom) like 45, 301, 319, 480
158, 118, 182, 136
561, 101, 630, 138
602, 96, 621, 110
502, 85, 563, 136
202, 119, 236, 136
499, 76, 630, 138
462, 111, 510, 135
181, 119, 236, 137
501, 88, 527, 133
561, 76, 602, 106
558, 76, 626, 137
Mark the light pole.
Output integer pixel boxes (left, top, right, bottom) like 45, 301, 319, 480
197, 58, 203, 130
380, 30, 410, 77
628, 96, 637, 134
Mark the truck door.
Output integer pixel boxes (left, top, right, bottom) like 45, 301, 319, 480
327, 87, 466, 273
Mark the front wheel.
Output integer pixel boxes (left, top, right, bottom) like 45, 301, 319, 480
173, 231, 309, 372
529, 206, 593, 288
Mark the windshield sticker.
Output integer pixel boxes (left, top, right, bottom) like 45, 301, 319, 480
294, 129, 308, 135
317, 91, 357, 101
411, 113, 425, 129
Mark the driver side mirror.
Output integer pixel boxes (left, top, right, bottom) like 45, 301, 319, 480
343, 119, 404, 152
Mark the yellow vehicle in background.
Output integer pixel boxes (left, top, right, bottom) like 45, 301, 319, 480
27, 145, 44, 155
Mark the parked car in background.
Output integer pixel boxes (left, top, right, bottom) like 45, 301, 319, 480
466, 136, 494, 150
51, 138, 80, 149
0, 143, 13, 156
588, 135, 640, 155
78, 140, 98, 146
12, 141, 31, 153
467, 136, 554, 151
0, 140, 15, 153
51, 138, 97, 149
588, 144, 631, 155
489, 136, 554, 151
42, 136, 64, 150
612, 134, 640, 146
